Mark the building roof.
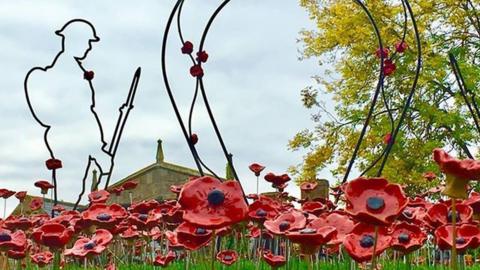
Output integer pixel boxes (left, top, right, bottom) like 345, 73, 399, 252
10, 195, 85, 217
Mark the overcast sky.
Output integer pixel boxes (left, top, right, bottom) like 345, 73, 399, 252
0, 1, 334, 215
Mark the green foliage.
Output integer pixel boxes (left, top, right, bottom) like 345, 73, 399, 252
292, 0, 480, 194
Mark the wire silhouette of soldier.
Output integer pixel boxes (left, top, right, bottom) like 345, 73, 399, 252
24, 19, 140, 209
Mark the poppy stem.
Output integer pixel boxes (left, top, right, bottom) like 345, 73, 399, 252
211, 230, 217, 270
369, 226, 379, 270
256, 176, 259, 195
3, 198, 5, 218
451, 199, 458, 270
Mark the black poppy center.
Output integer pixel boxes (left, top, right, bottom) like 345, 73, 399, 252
360, 235, 375, 248
224, 255, 233, 261
403, 210, 413, 218
398, 233, 410, 243
207, 189, 225, 206
447, 210, 461, 223
456, 237, 466, 244
0, 232, 11, 242
195, 228, 207, 235
97, 213, 112, 221
83, 241, 96, 250
299, 228, 317, 234
366, 197, 385, 211
139, 214, 148, 221
279, 221, 290, 232
37, 255, 45, 260
256, 209, 267, 217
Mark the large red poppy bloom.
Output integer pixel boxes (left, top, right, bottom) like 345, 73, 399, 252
248, 199, 279, 221
264, 210, 307, 235
426, 202, 472, 228
45, 158, 62, 170
128, 211, 161, 231
263, 251, 286, 268
433, 148, 480, 198
4, 215, 33, 231
64, 229, 113, 258
30, 251, 53, 267
313, 211, 356, 245
30, 197, 44, 211
154, 250, 176, 267
119, 225, 140, 240
32, 223, 74, 249
343, 223, 392, 263
0, 189, 15, 199
435, 224, 480, 253
466, 192, 480, 214
285, 223, 336, 254
34, 180, 54, 195
88, 190, 110, 204
249, 163, 266, 177
216, 250, 238, 266
129, 200, 160, 214
390, 222, 427, 253
174, 222, 213, 250
15, 191, 27, 202
178, 176, 248, 229
0, 229, 27, 251
302, 201, 327, 216
264, 173, 290, 188
344, 177, 408, 226
82, 203, 128, 229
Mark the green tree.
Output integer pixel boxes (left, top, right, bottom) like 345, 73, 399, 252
290, 0, 480, 194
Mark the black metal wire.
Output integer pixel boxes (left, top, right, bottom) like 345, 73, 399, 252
340, 0, 385, 185
376, 0, 422, 176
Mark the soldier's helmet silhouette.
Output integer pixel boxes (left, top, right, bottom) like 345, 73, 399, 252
55, 19, 100, 60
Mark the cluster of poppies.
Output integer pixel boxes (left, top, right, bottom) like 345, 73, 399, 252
2, 147, 480, 269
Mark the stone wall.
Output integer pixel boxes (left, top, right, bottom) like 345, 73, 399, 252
300, 179, 330, 200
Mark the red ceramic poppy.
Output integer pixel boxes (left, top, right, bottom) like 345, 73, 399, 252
312, 211, 356, 245
383, 133, 392, 144
30, 251, 53, 267
109, 186, 124, 196
300, 182, 318, 192
162, 205, 184, 226
302, 201, 327, 216
45, 158, 62, 170
248, 225, 273, 239
128, 211, 160, 231
435, 224, 480, 253
105, 261, 117, 270
433, 148, 480, 198
129, 199, 160, 214
0, 229, 27, 251
264, 210, 307, 235
263, 250, 286, 268
34, 180, 54, 195
8, 249, 27, 260
248, 200, 279, 221
4, 216, 33, 231
383, 59, 396, 76
48, 210, 81, 228
154, 250, 176, 267
375, 47, 389, 58
52, 204, 66, 213
122, 180, 138, 191
423, 171, 437, 181
285, 224, 336, 254
343, 223, 392, 263
175, 222, 213, 250
426, 202, 472, 228
249, 163, 266, 177
398, 206, 427, 225
264, 173, 291, 188
395, 41, 408, 53
64, 229, 113, 258
15, 191, 27, 202
196, 51, 209, 63
466, 192, 480, 214
178, 176, 248, 229
181, 41, 194, 54
216, 250, 238, 266
83, 70, 94, 80
81, 203, 128, 229
0, 188, 15, 199
30, 197, 44, 211
170, 184, 183, 195
32, 223, 74, 249
88, 190, 110, 204
390, 222, 427, 253
344, 177, 408, 226
190, 65, 204, 77
190, 133, 198, 145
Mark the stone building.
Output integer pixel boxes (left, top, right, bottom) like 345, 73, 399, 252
11, 195, 82, 216
107, 140, 208, 205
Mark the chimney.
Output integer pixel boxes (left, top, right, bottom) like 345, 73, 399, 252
156, 139, 164, 163
90, 169, 98, 192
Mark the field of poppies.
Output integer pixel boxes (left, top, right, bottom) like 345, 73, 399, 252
1, 148, 480, 270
